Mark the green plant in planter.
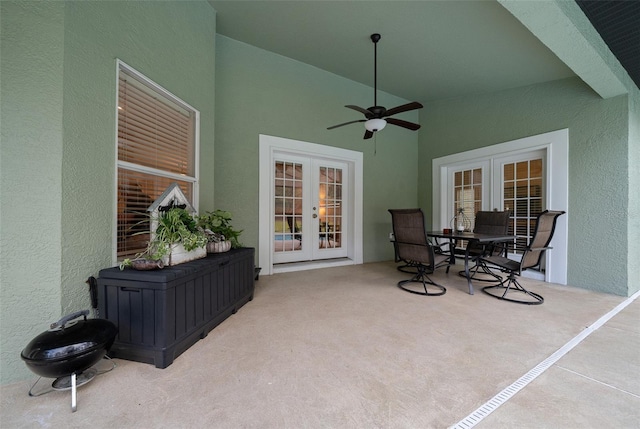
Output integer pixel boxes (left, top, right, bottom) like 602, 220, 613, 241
197, 210, 243, 248
119, 207, 207, 269
153, 206, 208, 252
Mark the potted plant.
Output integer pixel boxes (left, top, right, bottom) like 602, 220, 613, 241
197, 210, 243, 253
153, 207, 208, 265
120, 207, 207, 269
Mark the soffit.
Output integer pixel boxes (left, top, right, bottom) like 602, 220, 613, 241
576, 0, 640, 90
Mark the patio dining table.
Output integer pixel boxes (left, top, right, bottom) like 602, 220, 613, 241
426, 230, 515, 295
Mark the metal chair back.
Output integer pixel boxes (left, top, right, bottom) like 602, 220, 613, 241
389, 208, 435, 267
521, 210, 565, 270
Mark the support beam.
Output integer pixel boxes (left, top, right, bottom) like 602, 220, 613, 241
499, 0, 628, 99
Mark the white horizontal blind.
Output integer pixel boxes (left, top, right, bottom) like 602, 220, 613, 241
116, 63, 198, 259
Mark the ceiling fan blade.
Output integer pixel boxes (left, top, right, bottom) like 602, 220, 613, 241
327, 119, 366, 130
345, 105, 373, 118
386, 117, 421, 131
364, 130, 374, 140
382, 101, 423, 118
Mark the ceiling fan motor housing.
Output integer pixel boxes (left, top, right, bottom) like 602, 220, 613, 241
367, 106, 386, 118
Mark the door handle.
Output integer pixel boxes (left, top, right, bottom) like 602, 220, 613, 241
312, 214, 318, 218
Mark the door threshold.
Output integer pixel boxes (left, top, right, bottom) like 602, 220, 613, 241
272, 258, 355, 274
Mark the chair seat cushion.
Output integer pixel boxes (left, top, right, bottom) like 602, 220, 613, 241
482, 255, 520, 271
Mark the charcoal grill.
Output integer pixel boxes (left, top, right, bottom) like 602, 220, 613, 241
21, 310, 117, 412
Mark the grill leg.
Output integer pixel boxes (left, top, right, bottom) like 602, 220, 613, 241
71, 373, 77, 412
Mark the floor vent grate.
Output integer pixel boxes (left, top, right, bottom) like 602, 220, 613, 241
450, 290, 639, 429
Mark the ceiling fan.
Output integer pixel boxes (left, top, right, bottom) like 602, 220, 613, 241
327, 33, 423, 140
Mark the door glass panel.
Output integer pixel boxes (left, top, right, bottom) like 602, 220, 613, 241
503, 158, 544, 255
274, 161, 303, 253
453, 168, 482, 231
318, 165, 343, 249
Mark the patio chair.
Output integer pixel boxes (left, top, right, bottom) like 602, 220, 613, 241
389, 209, 450, 296
479, 210, 565, 305
459, 210, 511, 281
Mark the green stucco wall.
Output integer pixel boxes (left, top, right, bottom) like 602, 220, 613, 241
418, 76, 632, 296
628, 90, 640, 296
214, 35, 419, 264
0, 0, 216, 384
59, 1, 216, 316
1, 0, 65, 385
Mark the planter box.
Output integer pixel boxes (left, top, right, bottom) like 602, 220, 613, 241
163, 244, 206, 266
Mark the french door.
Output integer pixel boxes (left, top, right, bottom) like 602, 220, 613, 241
446, 150, 545, 265
272, 154, 349, 264
447, 160, 490, 231
433, 130, 568, 284
493, 150, 546, 262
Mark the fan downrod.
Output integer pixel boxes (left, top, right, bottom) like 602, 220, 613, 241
371, 34, 381, 107
326, 32, 423, 139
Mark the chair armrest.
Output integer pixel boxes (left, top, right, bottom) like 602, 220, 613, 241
529, 246, 553, 251
431, 240, 451, 254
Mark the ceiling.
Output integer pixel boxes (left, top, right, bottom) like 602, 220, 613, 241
209, 0, 579, 104
208, 0, 635, 106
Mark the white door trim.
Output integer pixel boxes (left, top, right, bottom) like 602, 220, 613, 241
259, 135, 363, 275
432, 129, 569, 285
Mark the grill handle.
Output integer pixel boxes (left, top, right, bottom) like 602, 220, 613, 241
50, 310, 89, 330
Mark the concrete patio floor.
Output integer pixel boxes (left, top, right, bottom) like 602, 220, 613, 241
1, 261, 638, 428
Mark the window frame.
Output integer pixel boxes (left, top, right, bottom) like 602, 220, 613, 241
113, 60, 200, 263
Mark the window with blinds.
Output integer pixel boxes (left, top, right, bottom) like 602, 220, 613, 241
116, 62, 199, 259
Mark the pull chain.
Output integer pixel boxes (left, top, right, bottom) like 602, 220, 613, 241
374, 133, 377, 155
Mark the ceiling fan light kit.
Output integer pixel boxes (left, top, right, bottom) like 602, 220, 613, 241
328, 33, 423, 140
364, 118, 386, 132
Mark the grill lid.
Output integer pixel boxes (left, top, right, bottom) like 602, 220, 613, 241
21, 311, 117, 363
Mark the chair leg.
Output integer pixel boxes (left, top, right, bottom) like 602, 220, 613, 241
482, 273, 543, 305
458, 258, 503, 283
397, 264, 446, 296
396, 263, 417, 274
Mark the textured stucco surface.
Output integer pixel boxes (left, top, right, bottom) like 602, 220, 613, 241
418, 77, 630, 296
0, 0, 216, 384
58, 1, 216, 317
0, 1, 65, 384
214, 35, 419, 264
628, 90, 640, 295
